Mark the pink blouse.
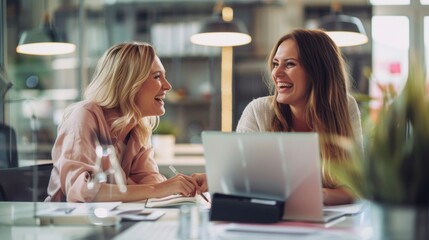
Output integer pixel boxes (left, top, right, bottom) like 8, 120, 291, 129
45, 101, 165, 202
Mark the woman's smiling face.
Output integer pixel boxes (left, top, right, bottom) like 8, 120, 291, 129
272, 39, 310, 110
135, 56, 172, 117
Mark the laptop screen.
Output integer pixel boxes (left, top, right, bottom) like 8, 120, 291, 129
202, 131, 329, 222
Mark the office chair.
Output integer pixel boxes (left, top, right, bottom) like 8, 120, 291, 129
0, 123, 18, 168
0, 163, 53, 201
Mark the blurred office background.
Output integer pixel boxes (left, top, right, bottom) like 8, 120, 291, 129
0, 0, 428, 165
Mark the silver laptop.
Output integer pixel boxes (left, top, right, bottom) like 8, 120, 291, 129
201, 131, 345, 223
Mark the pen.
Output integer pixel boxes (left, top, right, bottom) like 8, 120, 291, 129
55, 207, 75, 214
169, 165, 179, 175
169, 165, 210, 203
64, 208, 75, 214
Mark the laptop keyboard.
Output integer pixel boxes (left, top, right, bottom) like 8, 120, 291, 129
114, 222, 178, 240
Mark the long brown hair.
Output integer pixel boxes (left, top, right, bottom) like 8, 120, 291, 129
267, 29, 354, 187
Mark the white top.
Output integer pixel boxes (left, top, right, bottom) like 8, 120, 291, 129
236, 95, 364, 156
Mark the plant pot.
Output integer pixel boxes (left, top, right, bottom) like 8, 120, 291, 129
152, 134, 176, 160
371, 202, 429, 240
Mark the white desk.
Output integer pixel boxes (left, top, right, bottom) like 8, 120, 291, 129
19, 159, 53, 167
157, 156, 206, 178
18, 144, 207, 176
0, 201, 126, 239
18, 156, 206, 178
0, 201, 373, 240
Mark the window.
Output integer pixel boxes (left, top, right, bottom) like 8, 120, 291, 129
370, 0, 410, 5
425, 17, 429, 85
371, 1, 429, 113
370, 16, 409, 109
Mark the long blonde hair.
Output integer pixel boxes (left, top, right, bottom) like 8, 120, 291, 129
75, 42, 158, 145
267, 29, 354, 187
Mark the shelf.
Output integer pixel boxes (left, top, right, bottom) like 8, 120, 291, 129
17, 89, 79, 101
175, 143, 204, 156
166, 98, 211, 106
159, 55, 220, 60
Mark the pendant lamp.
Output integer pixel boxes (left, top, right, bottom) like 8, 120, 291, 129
16, 2, 75, 56
318, 2, 368, 47
191, 3, 251, 132
190, 3, 251, 47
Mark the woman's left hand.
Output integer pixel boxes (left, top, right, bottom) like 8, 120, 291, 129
191, 173, 208, 193
322, 187, 356, 206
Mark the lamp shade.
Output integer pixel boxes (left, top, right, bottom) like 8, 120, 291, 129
16, 15, 75, 56
190, 15, 252, 47
318, 13, 368, 47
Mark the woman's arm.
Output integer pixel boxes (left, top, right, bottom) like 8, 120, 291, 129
347, 94, 364, 156
322, 186, 356, 206
93, 173, 199, 202
236, 97, 273, 132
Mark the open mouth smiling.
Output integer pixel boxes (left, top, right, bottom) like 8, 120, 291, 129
277, 82, 293, 89
154, 94, 165, 103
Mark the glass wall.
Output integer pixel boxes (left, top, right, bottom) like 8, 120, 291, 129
3, 0, 83, 165
2, 0, 284, 165
425, 16, 429, 86
370, 0, 429, 119
370, 16, 409, 110
6, 0, 427, 165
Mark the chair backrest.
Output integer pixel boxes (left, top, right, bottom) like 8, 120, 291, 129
0, 163, 53, 201
0, 123, 18, 168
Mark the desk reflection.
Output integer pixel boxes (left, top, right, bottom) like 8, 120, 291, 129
0, 200, 375, 240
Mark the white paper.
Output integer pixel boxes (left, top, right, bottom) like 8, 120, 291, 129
323, 200, 367, 215
37, 202, 122, 216
118, 210, 165, 221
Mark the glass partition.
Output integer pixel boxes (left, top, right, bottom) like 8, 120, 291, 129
425, 16, 429, 85
370, 0, 410, 5
370, 16, 409, 112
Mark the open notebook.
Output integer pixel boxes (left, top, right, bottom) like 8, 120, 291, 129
202, 131, 345, 223
145, 194, 201, 208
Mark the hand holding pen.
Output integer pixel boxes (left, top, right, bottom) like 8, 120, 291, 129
169, 165, 210, 203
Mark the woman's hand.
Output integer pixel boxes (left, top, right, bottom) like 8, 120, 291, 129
191, 173, 208, 193
322, 187, 356, 206
154, 173, 199, 198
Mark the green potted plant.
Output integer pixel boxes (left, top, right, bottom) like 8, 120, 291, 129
153, 120, 179, 136
335, 62, 429, 240
152, 120, 179, 160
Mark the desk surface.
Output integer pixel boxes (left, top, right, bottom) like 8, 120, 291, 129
19, 144, 206, 166
0, 201, 373, 240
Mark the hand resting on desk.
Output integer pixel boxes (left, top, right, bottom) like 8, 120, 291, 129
322, 187, 356, 206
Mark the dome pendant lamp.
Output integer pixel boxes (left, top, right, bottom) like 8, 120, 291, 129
318, 1, 368, 47
190, 1, 251, 47
16, 1, 75, 55
191, 1, 251, 132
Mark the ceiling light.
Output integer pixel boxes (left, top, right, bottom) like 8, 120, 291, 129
16, 9, 75, 55
191, 3, 252, 132
191, 6, 251, 47
318, 2, 368, 47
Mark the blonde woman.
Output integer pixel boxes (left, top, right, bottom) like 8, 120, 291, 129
46, 42, 207, 202
236, 29, 363, 205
